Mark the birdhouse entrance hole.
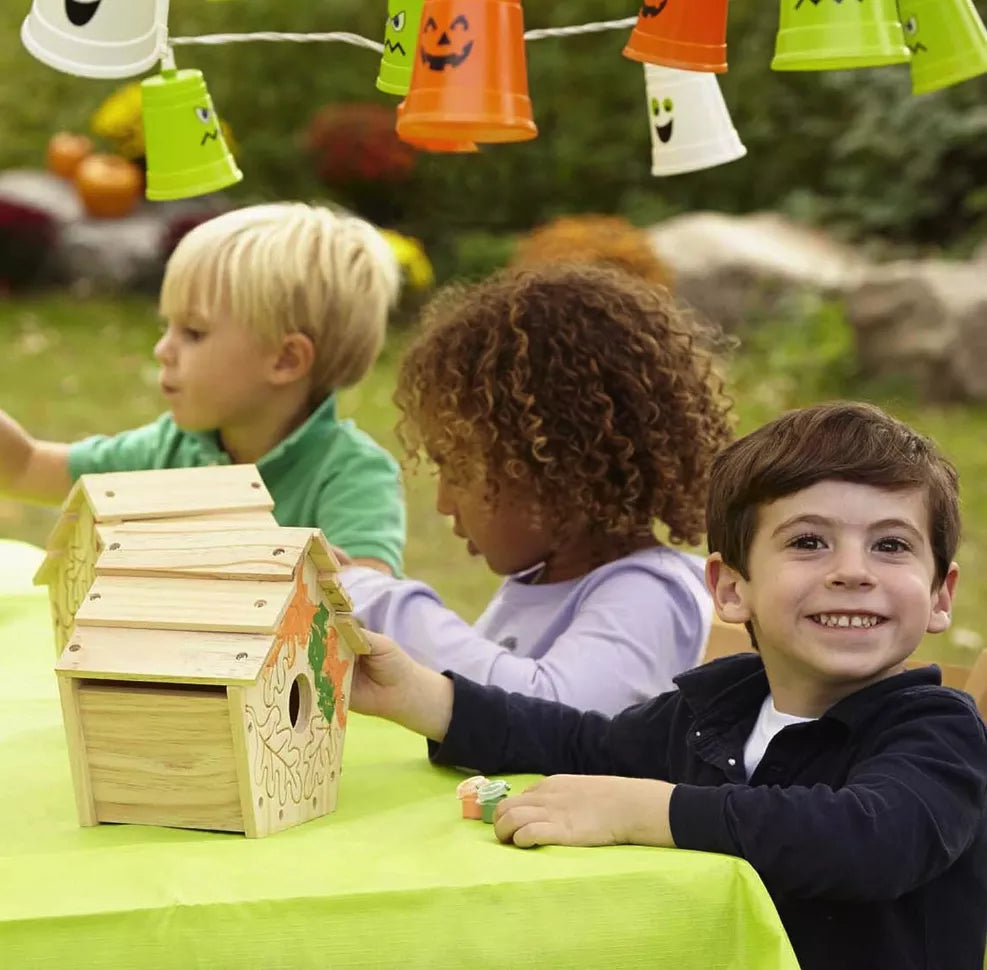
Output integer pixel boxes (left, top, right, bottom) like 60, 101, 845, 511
288, 673, 312, 731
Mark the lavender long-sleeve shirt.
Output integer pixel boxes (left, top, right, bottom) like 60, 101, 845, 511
341, 547, 712, 715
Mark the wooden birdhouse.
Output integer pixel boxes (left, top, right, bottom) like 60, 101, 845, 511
34, 465, 276, 656
54, 526, 368, 838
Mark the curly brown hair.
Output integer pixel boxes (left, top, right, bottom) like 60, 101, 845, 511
395, 265, 734, 548
511, 214, 673, 290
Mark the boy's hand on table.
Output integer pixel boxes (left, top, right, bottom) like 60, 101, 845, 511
494, 775, 677, 849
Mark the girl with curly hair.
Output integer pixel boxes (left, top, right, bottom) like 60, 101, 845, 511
337, 264, 735, 715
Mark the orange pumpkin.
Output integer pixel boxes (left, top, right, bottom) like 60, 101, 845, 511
74, 154, 144, 219
46, 131, 93, 179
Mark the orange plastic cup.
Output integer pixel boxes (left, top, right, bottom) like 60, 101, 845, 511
396, 100, 480, 152
396, 0, 537, 144
623, 0, 729, 74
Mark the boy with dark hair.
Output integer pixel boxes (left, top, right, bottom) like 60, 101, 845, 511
348, 402, 987, 970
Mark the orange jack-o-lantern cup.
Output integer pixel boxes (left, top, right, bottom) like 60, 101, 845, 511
397, 99, 480, 152
623, 0, 729, 74
396, 0, 537, 144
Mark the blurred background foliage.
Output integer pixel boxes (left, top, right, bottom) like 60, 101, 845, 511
3, 0, 987, 282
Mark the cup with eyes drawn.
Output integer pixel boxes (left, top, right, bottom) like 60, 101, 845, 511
898, 0, 987, 95
644, 63, 746, 177
141, 67, 243, 201
377, 0, 427, 96
21, 0, 168, 79
772, 0, 909, 71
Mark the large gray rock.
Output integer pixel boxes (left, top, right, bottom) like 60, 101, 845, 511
845, 261, 987, 402
648, 211, 868, 331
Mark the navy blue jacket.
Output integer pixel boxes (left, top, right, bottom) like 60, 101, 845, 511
430, 655, 987, 970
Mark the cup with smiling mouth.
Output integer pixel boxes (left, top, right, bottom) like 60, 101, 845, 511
396, 0, 537, 145
21, 0, 169, 79
644, 64, 746, 177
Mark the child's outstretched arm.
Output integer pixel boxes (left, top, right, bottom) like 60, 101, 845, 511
342, 561, 706, 716
350, 630, 454, 741
0, 410, 72, 504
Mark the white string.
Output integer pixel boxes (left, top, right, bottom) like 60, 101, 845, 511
168, 17, 640, 53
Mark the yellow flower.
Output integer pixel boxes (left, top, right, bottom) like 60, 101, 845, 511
90, 82, 144, 159
380, 229, 434, 291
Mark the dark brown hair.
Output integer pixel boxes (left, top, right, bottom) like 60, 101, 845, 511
706, 401, 960, 587
395, 264, 734, 548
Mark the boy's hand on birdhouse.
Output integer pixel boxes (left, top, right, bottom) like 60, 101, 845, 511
351, 630, 454, 742
492, 775, 677, 849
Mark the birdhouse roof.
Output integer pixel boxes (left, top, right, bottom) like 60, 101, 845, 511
54, 526, 364, 686
33, 465, 275, 587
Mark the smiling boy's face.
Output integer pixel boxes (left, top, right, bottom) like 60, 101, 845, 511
707, 480, 958, 716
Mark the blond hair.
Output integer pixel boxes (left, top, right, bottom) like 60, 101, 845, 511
160, 203, 401, 394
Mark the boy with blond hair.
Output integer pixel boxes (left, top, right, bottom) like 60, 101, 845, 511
349, 402, 987, 970
0, 202, 405, 574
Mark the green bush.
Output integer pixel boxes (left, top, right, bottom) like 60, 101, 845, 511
4, 0, 987, 263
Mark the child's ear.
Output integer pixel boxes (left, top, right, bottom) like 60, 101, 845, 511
270, 332, 315, 384
705, 553, 753, 625
927, 562, 959, 635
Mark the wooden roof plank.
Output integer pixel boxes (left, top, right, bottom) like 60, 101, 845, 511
56, 626, 275, 684
73, 575, 291, 634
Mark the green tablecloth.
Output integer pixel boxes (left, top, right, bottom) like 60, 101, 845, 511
0, 587, 800, 969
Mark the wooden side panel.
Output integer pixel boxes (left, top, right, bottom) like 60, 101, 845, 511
57, 626, 275, 686
47, 503, 100, 657
56, 675, 98, 826
74, 575, 289, 634
238, 556, 352, 836
78, 682, 244, 832
80, 465, 273, 521
227, 687, 259, 838
93, 528, 313, 582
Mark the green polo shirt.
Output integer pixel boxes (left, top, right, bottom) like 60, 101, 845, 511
67, 396, 405, 576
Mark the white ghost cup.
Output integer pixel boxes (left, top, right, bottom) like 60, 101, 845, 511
644, 63, 746, 177
21, 0, 170, 78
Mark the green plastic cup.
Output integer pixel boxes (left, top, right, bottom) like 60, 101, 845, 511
772, 0, 910, 71
899, 0, 987, 95
376, 0, 426, 96
140, 68, 243, 201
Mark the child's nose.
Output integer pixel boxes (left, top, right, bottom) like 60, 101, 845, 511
825, 547, 876, 589
153, 331, 174, 365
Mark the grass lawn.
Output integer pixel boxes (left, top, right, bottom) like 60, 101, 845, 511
1, 292, 985, 670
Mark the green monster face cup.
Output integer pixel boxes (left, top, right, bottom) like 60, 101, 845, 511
772, 0, 910, 71
898, 0, 987, 95
376, 0, 426, 95
141, 68, 243, 201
